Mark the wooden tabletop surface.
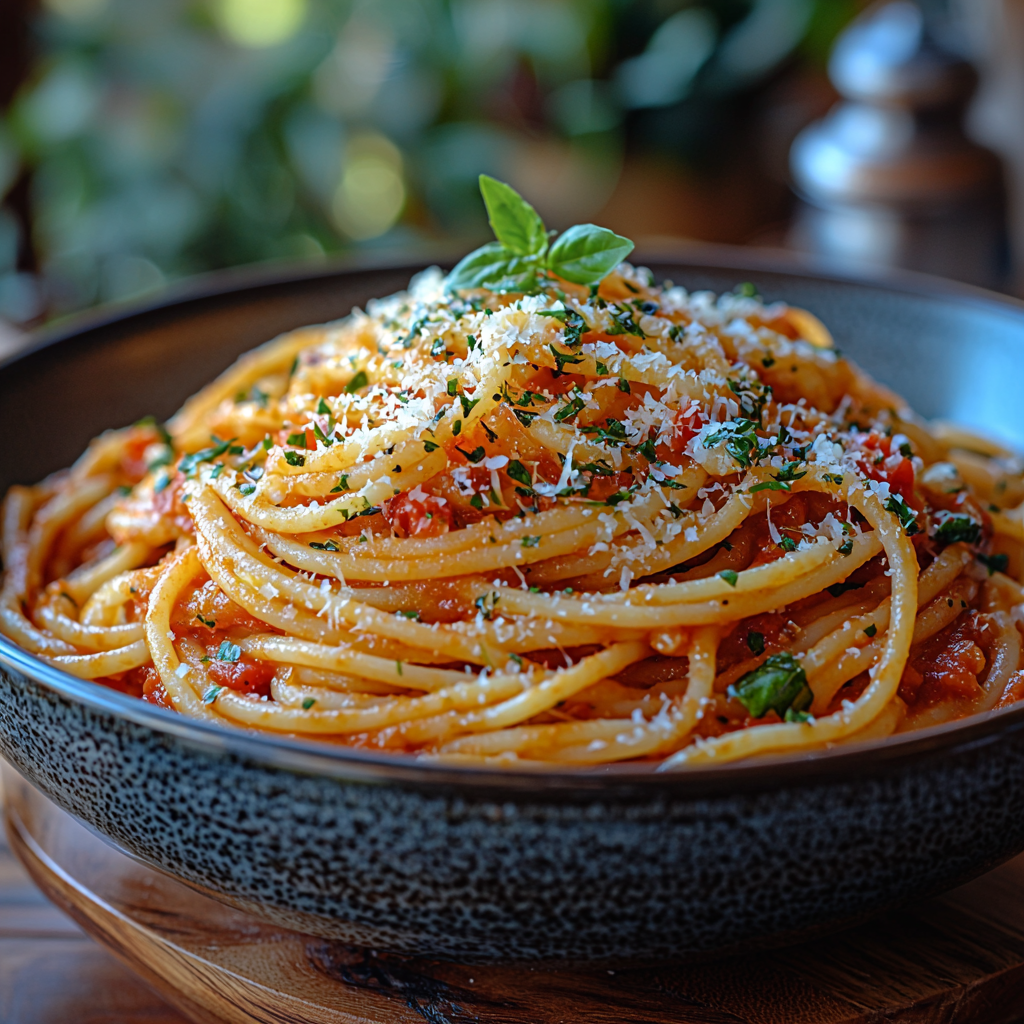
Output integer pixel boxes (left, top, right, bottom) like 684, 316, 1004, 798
8, 760, 1024, 1024
0, 769, 189, 1024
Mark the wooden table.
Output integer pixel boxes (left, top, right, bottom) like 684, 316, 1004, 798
8, 762, 1024, 1024
0, 769, 189, 1024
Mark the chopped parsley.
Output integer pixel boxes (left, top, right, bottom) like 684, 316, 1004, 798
635, 438, 660, 463
178, 436, 236, 476
726, 378, 771, 425
506, 460, 533, 489
309, 540, 340, 551
581, 418, 628, 447
703, 419, 760, 468
554, 390, 587, 423
883, 494, 921, 536
606, 303, 645, 338
475, 591, 500, 620
216, 640, 242, 663
932, 512, 981, 546
456, 445, 486, 464
539, 308, 587, 346
550, 345, 584, 375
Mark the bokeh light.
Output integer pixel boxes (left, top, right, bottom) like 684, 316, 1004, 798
331, 134, 406, 241
215, 0, 307, 48
0, 0, 863, 325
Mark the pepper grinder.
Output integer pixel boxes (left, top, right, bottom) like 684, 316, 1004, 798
788, 0, 1008, 289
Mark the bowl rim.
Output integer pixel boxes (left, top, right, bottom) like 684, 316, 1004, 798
4, 241, 1024, 795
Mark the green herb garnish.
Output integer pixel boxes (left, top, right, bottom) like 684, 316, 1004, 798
445, 176, 634, 293
884, 494, 921, 536
345, 370, 368, 393
728, 653, 812, 719
216, 640, 242, 663
932, 512, 981, 546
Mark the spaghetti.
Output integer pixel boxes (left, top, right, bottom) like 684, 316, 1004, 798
3, 189, 1024, 768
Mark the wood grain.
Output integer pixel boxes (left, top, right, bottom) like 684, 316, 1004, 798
0, 769, 191, 1024
7, 765, 1024, 1024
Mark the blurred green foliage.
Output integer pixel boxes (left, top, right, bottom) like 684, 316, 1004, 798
0, 0, 856, 323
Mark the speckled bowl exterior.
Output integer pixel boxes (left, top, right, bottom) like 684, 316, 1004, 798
3, 248, 1024, 963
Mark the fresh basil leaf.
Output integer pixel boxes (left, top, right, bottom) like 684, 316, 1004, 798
478, 174, 547, 256
728, 653, 811, 719
546, 224, 634, 286
445, 242, 542, 293
446, 242, 516, 290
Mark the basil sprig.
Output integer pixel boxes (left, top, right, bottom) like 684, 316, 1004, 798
446, 175, 634, 293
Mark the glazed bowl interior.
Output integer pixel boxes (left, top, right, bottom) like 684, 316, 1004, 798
2, 243, 1024, 785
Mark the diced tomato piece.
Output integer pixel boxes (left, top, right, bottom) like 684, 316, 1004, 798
152, 471, 187, 515
857, 432, 914, 503
886, 457, 916, 505
997, 670, 1024, 709
140, 667, 174, 709
585, 472, 635, 503
208, 655, 275, 698
859, 431, 892, 456
715, 612, 790, 673
382, 489, 453, 537
120, 430, 159, 482
899, 613, 987, 705
180, 579, 268, 632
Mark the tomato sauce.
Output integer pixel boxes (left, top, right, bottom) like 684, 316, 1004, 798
899, 612, 990, 706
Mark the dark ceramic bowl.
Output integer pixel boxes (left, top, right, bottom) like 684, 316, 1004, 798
3, 246, 1024, 964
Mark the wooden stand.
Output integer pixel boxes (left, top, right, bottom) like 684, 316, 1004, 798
9, 771, 1024, 1024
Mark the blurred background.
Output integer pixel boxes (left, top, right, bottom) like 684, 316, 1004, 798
2, 0, 1023, 345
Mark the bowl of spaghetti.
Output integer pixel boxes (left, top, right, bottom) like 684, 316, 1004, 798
3, 184, 1024, 961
